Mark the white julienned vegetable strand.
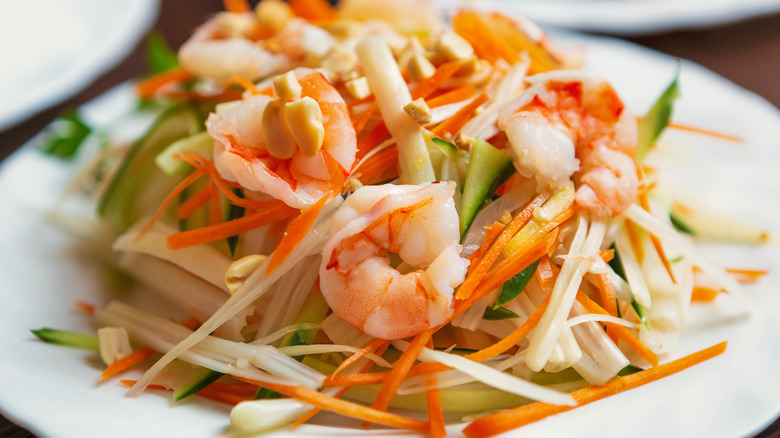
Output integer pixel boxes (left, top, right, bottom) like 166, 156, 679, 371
255, 254, 320, 338
250, 323, 320, 346
570, 300, 630, 385
278, 344, 392, 368
399, 353, 520, 394
96, 302, 322, 387
566, 313, 636, 329
126, 198, 341, 397
355, 35, 435, 184
113, 219, 231, 292
118, 254, 251, 341
525, 214, 607, 372
613, 220, 653, 308
392, 340, 575, 406
623, 204, 749, 306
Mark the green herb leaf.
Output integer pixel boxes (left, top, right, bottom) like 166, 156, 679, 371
669, 212, 696, 236
496, 259, 540, 307
146, 31, 179, 74
636, 63, 681, 161
483, 306, 520, 320
37, 110, 92, 160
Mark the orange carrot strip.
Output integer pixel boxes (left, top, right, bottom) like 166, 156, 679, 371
725, 268, 769, 284
207, 180, 223, 226
333, 338, 387, 376
223, 0, 251, 13
100, 347, 157, 380
370, 330, 434, 416
667, 122, 743, 142
426, 85, 478, 108
467, 221, 506, 270
234, 377, 429, 432
455, 193, 549, 301
425, 339, 446, 438
75, 300, 94, 315
575, 292, 658, 367
431, 93, 488, 137
177, 183, 211, 219
597, 273, 620, 343
266, 194, 329, 274
167, 203, 297, 250
535, 255, 555, 290
139, 168, 205, 237
288, 0, 337, 21
462, 342, 727, 438
352, 101, 378, 136
411, 62, 462, 100
224, 75, 261, 94
356, 146, 399, 185
452, 11, 520, 65
691, 286, 720, 302
356, 122, 390, 159
625, 220, 645, 263
119, 379, 253, 405
135, 67, 193, 100
639, 192, 676, 284
599, 248, 615, 263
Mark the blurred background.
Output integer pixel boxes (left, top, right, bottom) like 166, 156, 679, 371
0, 0, 778, 436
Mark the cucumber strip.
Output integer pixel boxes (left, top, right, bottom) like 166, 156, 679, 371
482, 306, 520, 320
609, 245, 650, 328
31, 328, 99, 351
495, 258, 540, 307
636, 64, 680, 161
98, 104, 202, 233
155, 131, 213, 175
459, 138, 512, 237
173, 368, 223, 401
669, 211, 696, 236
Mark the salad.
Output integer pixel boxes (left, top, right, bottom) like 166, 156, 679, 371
29, 0, 772, 436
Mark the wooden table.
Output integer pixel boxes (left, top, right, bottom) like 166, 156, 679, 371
1, 0, 778, 436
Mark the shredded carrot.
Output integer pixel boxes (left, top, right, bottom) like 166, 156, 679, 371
726, 268, 769, 284
425, 339, 446, 438
177, 183, 211, 219
596, 273, 620, 343
426, 85, 478, 109
455, 193, 549, 301
167, 202, 297, 250
462, 342, 727, 438
369, 330, 433, 419
356, 122, 390, 160
667, 121, 743, 143
222, 0, 251, 13
639, 192, 676, 284
352, 101, 378, 136
138, 168, 205, 238
467, 221, 506, 270
355, 146, 399, 185
410, 62, 461, 100
74, 300, 94, 315
691, 286, 720, 302
266, 194, 329, 274
119, 379, 253, 405
100, 347, 157, 380
575, 291, 658, 367
454, 228, 560, 319
535, 255, 555, 290
233, 377, 429, 432
177, 316, 202, 330
333, 338, 387, 376
599, 248, 615, 263
452, 11, 520, 65
135, 67, 193, 100
207, 180, 223, 226
431, 93, 488, 137
625, 220, 645, 263
288, 0, 337, 21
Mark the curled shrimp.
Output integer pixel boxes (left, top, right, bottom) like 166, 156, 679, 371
319, 182, 469, 340
209, 68, 357, 208
178, 12, 308, 84
498, 70, 639, 216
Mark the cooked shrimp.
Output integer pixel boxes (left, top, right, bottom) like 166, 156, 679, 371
497, 70, 639, 216
209, 68, 357, 208
178, 12, 306, 84
319, 182, 469, 340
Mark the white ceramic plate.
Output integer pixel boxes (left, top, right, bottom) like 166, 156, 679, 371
1, 31, 779, 438
487, 0, 780, 35
0, 0, 159, 131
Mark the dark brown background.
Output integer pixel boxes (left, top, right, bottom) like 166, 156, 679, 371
1, 0, 778, 436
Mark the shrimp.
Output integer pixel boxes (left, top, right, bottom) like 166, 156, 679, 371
319, 182, 470, 340
497, 70, 639, 216
209, 68, 357, 208
178, 12, 308, 84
